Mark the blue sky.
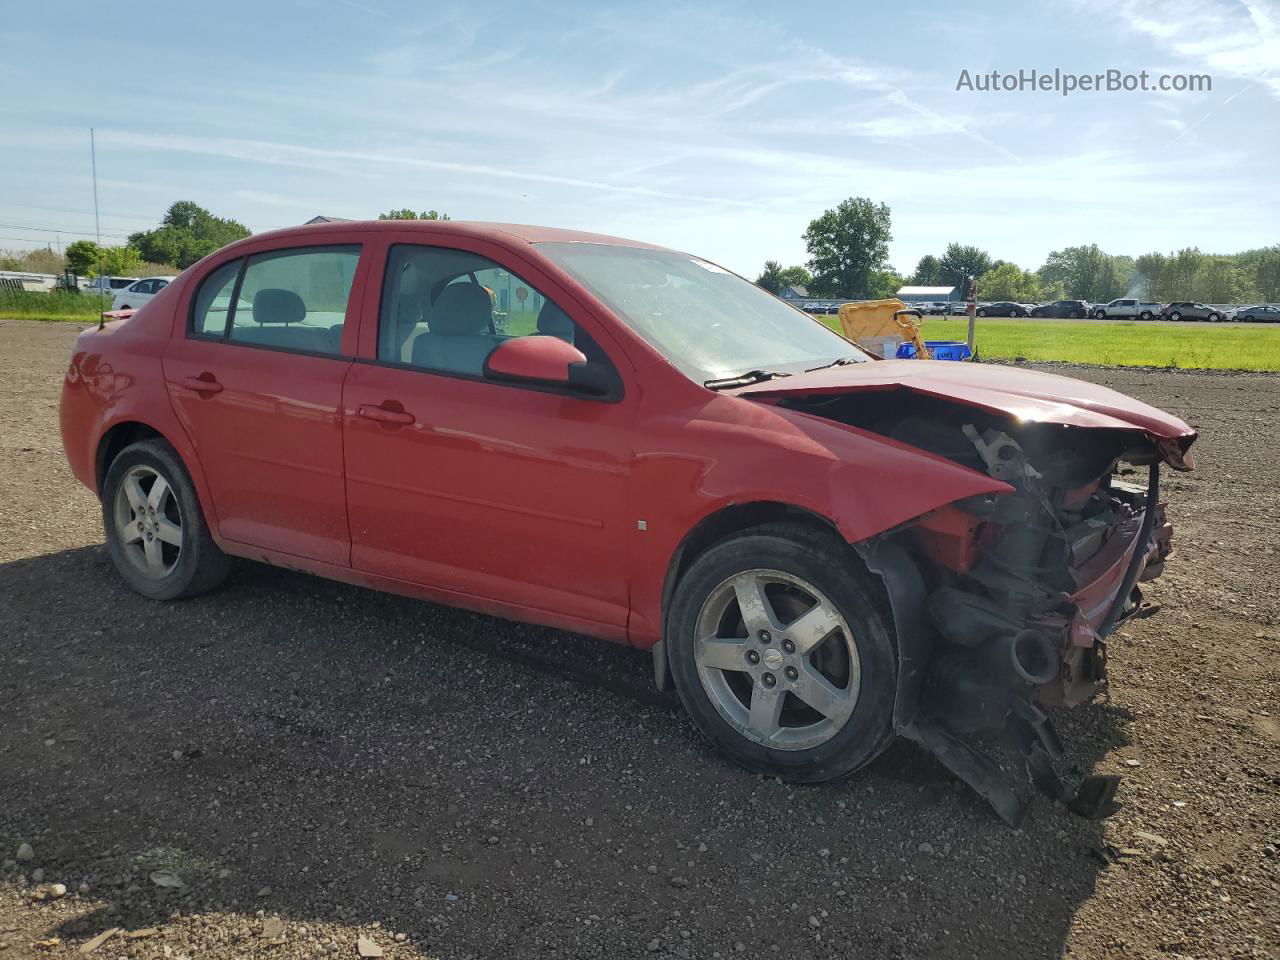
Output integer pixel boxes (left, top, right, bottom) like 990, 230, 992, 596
2, 0, 1277, 278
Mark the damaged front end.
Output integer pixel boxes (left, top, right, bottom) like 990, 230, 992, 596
780, 390, 1192, 825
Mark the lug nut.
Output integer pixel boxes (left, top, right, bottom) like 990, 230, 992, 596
759, 630, 772, 644
782, 639, 795, 654
784, 666, 798, 681
746, 650, 760, 665
762, 672, 776, 688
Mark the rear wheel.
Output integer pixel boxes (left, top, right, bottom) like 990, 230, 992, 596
976, 309, 987, 317
102, 439, 230, 600
1071, 310, 1084, 318
667, 526, 897, 783
1139, 310, 1154, 320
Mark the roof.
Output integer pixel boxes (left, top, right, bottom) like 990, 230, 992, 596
247, 220, 668, 251
897, 285, 956, 296
782, 284, 808, 296
305, 215, 351, 224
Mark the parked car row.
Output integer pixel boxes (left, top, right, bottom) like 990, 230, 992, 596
904, 298, 1279, 322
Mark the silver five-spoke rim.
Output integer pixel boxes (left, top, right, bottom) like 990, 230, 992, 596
113, 465, 183, 579
694, 569, 860, 751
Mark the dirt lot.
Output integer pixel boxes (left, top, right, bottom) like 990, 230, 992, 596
1, 318, 1277, 960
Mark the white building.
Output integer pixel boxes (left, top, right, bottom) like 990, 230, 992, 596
896, 285, 956, 304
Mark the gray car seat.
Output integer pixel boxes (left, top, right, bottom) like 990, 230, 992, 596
536, 302, 576, 343
233, 288, 342, 353
412, 283, 497, 375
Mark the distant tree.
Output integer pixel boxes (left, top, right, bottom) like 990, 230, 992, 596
803, 197, 892, 298
98, 245, 143, 276
756, 260, 785, 294
378, 209, 451, 221
65, 240, 103, 276
909, 254, 943, 286
1195, 256, 1245, 303
1037, 244, 1131, 301
938, 244, 993, 293
977, 262, 1041, 302
867, 269, 904, 300
1249, 246, 1280, 301
778, 265, 812, 290
129, 202, 251, 269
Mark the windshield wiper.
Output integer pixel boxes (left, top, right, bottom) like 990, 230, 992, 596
804, 356, 862, 373
703, 369, 793, 390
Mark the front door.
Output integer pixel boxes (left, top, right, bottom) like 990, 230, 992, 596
342, 238, 634, 633
164, 244, 368, 565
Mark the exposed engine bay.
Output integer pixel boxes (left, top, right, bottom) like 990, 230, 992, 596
779, 390, 1185, 824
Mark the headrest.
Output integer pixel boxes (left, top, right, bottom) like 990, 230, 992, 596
252, 288, 305, 324
432, 283, 492, 335
536, 301, 575, 342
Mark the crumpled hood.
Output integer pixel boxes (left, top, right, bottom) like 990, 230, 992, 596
731, 360, 1197, 465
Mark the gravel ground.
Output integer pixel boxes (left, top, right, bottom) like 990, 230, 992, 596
1, 318, 1276, 960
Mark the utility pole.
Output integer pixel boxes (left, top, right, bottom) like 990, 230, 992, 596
90, 128, 101, 249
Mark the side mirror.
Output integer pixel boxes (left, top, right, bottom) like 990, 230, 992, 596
484, 335, 588, 387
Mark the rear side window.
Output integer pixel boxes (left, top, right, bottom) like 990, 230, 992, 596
192, 260, 242, 337
190, 246, 360, 355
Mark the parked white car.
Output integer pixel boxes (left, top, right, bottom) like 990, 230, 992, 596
1091, 298, 1162, 320
82, 276, 137, 294
110, 276, 174, 311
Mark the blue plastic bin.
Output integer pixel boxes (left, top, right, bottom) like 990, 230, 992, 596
895, 340, 972, 361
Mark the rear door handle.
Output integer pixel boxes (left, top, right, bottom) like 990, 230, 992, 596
177, 375, 223, 394
358, 403, 415, 425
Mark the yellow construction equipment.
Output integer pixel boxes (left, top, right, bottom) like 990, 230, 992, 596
837, 298, 930, 359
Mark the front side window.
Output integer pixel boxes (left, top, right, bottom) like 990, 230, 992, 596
377, 244, 612, 382
221, 246, 359, 355
537, 242, 866, 384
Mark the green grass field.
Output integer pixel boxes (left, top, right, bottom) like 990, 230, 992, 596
819, 314, 1280, 372
0, 289, 108, 323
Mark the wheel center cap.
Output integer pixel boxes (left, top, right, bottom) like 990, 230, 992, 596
762, 648, 784, 670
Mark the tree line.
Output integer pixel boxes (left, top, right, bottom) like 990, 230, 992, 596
55, 204, 452, 279
757, 197, 1280, 304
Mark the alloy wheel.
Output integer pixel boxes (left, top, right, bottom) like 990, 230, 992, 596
113, 464, 183, 579
693, 569, 861, 751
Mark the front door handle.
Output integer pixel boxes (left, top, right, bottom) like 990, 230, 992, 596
358, 403, 415, 425
177, 375, 223, 394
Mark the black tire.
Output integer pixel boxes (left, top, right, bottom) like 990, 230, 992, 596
976, 309, 987, 317
666, 524, 897, 783
1011, 309, 1024, 317
1094, 310, 1106, 319
1208, 312, 1220, 322
1170, 311, 1182, 322
1139, 311, 1153, 321
101, 438, 231, 601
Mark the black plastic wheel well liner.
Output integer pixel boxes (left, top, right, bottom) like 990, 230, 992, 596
95, 421, 165, 494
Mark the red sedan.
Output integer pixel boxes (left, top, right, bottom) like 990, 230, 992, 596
60, 221, 1196, 822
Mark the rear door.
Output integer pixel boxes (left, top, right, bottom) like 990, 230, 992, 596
341, 234, 635, 634
164, 242, 371, 565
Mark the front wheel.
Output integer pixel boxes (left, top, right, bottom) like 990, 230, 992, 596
666, 526, 897, 783
1208, 312, 1221, 322
102, 439, 231, 601
1094, 310, 1106, 319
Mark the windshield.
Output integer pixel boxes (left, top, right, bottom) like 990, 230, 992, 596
537, 242, 866, 383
